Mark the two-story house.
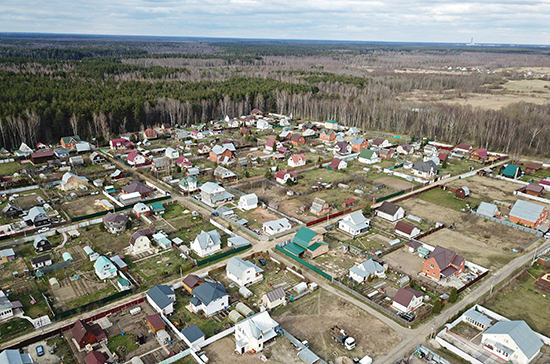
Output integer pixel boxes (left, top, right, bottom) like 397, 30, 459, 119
146, 285, 176, 315
423, 246, 465, 281
226, 257, 264, 287
102, 212, 127, 234
235, 311, 280, 354
190, 281, 229, 317
190, 230, 222, 257
200, 182, 234, 207
94, 256, 118, 280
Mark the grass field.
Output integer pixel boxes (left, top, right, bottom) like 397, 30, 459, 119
162, 203, 184, 220
65, 285, 118, 310
418, 188, 482, 211
107, 333, 140, 357
484, 263, 550, 336
0, 318, 34, 343
0, 162, 23, 176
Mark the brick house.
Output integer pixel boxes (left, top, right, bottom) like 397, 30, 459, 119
423, 246, 465, 281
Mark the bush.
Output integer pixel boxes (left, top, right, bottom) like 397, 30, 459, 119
433, 298, 442, 314
449, 287, 458, 303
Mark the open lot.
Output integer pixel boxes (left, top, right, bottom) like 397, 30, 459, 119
484, 263, 550, 337
205, 336, 304, 364
60, 194, 111, 217
445, 175, 523, 205
272, 288, 399, 362
383, 248, 425, 278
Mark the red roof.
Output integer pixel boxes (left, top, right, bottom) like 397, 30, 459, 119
328, 158, 342, 168
474, 148, 488, 159
395, 221, 417, 235
266, 139, 276, 147
31, 150, 54, 158
146, 314, 166, 329
127, 151, 139, 162
85, 351, 106, 364
454, 143, 472, 151
276, 171, 296, 179
343, 198, 355, 204
72, 320, 106, 347
144, 128, 158, 138
438, 153, 448, 161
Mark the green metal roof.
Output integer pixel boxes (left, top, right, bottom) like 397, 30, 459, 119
359, 149, 375, 159
283, 242, 306, 256
502, 164, 520, 178
293, 226, 318, 249
307, 242, 328, 252
150, 202, 165, 211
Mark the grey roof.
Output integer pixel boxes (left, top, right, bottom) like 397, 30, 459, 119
265, 286, 285, 303
346, 211, 368, 225
192, 281, 228, 305
0, 349, 34, 364
349, 259, 384, 278
61, 172, 88, 185
463, 308, 492, 327
228, 236, 251, 248
226, 257, 263, 279
263, 218, 291, 231
147, 285, 174, 310
459, 186, 470, 195
510, 199, 546, 223
0, 248, 15, 258
0, 291, 13, 311
153, 156, 170, 168
200, 182, 224, 194
25, 206, 48, 222
213, 166, 236, 178
33, 236, 50, 249
181, 324, 205, 343
477, 202, 498, 217
195, 230, 222, 250
413, 160, 439, 174
239, 193, 258, 205
484, 320, 543, 359
298, 348, 320, 364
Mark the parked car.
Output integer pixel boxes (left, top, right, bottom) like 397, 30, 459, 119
37, 227, 50, 233
36, 345, 44, 356
211, 211, 219, 217
398, 312, 415, 322
258, 258, 266, 266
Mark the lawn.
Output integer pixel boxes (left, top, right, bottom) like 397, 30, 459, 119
484, 263, 550, 336
0, 318, 34, 343
0, 161, 23, 176
163, 203, 185, 220
65, 285, 118, 310
170, 216, 218, 243
9, 286, 51, 318
135, 250, 193, 286
107, 332, 140, 357
440, 159, 476, 176
418, 188, 482, 212
79, 224, 132, 256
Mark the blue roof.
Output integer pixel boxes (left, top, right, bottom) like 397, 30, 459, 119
93, 256, 114, 271
147, 285, 174, 310
192, 281, 227, 305
181, 324, 205, 343
484, 320, 543, 359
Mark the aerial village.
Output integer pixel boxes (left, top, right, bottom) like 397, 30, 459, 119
1, 109, 550, 364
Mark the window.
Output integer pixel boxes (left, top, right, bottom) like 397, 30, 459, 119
430, 264, 434, 268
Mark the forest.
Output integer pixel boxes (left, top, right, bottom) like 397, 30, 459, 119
1, 33, 550, 156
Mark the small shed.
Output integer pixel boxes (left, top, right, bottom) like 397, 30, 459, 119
49, 277, 60, 289
156, 329, 171, 345
147, 314, 166, 334
62, 252, 73, 261
455, 186, 470, 200
181, 324, 205, 347
239, 286, 253, 298
229, 310, 244, 323
235, 302, 254, 317
342, 198, 355, 207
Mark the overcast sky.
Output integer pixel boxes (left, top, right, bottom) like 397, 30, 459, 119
1, 0, 549, 45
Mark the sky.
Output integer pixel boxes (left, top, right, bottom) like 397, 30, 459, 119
1, 0, 549, 45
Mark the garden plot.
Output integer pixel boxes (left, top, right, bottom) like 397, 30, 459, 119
375, 176, 416, 191
60, 194, 111, 217
445, 175, 524, 205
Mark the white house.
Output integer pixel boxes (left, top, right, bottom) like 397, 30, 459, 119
256, 119, 271, 130
358, 149, 380, 164
94, 256, 118, 280
376, 201, 405, 222
481, 321, 543, 364
127, 151, 147, 166
395, 221, 421, 239
348, 259, 386, 283
391, 287, 423, 313
339, 211, 370, 236
372, 138, 391, 148
0, 290, 16, 320
288, 154, 306, 168
226, 257, 264, 287
262, 218, 291, 236
261, 287, 286, 310
146, 285, 176, 315
129, 229, 153, 255
238, 193, 258, 210
179, 176, 200, 193
190, 282, 229, 317
412, 160, 439, 179
165, 147, 179, 160
200, 182, 234, 207
333, 142, 351, 156
133, 202, 150, 217
190, 230, 222, 257
275, 171, 297, 185
235, 311, 280, 355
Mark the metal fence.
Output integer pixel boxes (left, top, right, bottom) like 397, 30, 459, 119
274, 245, 333, 281
470, 210, 542, 236
306, 208, 351, 227
196, 244, 251, 267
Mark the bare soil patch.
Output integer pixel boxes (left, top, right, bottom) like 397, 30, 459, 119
206, 336, 304, 364
376, 176, 415, 191
383, 249, 424, 277
446, 175, 522, 204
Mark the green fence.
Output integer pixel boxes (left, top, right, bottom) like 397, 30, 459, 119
375, 190, 406, 203
55, 289, 133, 319
196, 244, 251, 267
70, 195, 171, 222
275, 245, 333, 282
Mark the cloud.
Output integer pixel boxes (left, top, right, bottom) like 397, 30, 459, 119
0, 0, 549, 44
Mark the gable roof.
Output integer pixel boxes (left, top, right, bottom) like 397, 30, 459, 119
130, 228, 156, 245
226, 257, 263, 278
147, 285, 174, 310
477, 201, 498, 216
377, 201, 402, 216
373, 138, 386, 146
395, 221, 417, 235
349, 259, 384, 278
328, 158, 342, 168
484, 320, 543, 359
290, 154, 305, 164
393, 287, 423, 307
265, 286, 285, 303
359, 148, 376, 159
103, 212, 126, 223
192, 281, 227, 305
0, 349, 33, 364
351, 137, 365, 145
473, 148, 488, 158
510, 199, 547, 223
413, 160, 439, 174
93, 256, 114, 271
290, 134, 303, 142
502, 164, 521, 177
122, 183, 151, 195
183, 274, 204, 290
293, 227, 319, 248
72, 319, 106, 345
194, 230, 222, 250
429, 246, 464, 271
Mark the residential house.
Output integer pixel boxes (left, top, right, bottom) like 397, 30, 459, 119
0, 175, 13, 189
453, 143, 472, 154
325, 120, 338, 129
200, 182, 234, 207
240, 126, 250, 136
291, 134, 306, 146
94, 256, 117, 280
190, 130, 205, 140
509, 199, 549, 228
30, 254, 52, 270
110, 169, 124, 180
23, 206, 51, 227
256, 119, 271, 130
502, 164, 522, 179
338, 211, 370, 236
102, 212, 127, 234
181, 324, 205, 348
423, 145, 438, 155
455, 186, 470, 200
525, 163, 542, 174
261, 287, 286, 310
262, 218, 291, 236
1, 203, 22, 217
333, 142, 351, 156
372, 138, 391, 148
481, 320, 543, 364
469, 148, 488, 161
282, 226, 328, 259
144, 128, 158, 140
319, 128, 336, 142
152, 231, 171, 250
238, 194, 258, 210
60, 135, 82, 148
0, 350, 33, 363
146, 285, 176, 315
396, 144, 415, 155
523, 183, 545, 197
30, 150, 54, 165
376, 201, 405, 222
122, 183, 152, 199
152, 156, 171, 172
33, 236, 52, 253
164, 147, 179, 160
197, 143, 211, 154
182, 274, 205, 294
265, 139, 282, 152
358, 149, 380, 164
310, 198, 329, 216
350, 137, 368, 152
423, 246, 465, 281
348, 259, 386, 283
146, 314, 166, 334
109, 138, 131, 150
288, 154, 306, 168
214, 166, 237, 183
275, 170, 297, 185
378, 148, 392, 159
347, 127, 360, 135
301, 123, 318, 132
129, 228, 155, 255
89, 152, 106, 164
302, 128, 316, 137
71, 319, 107, 349
209, 144, 235, 164
395, 221, 421, 239
0, 249, 15, 264
190, 230, 222, 257
234, 311, 280, 354
477, 202, 500, 218
59, 172, 89, 191
187, 167, 200, 177
226, 257, 264, 287
327, 158, 347, 171
133, 202, 151, 218
412, 160, 439, 178
279, 130, 292, 139
190, 281, 229, 316
179, 176, 200, 193
392, 287, 423, 313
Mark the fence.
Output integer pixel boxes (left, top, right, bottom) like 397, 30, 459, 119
274, 245, 332, 281
55, 289, 134, 319
196, 244, 251, 267
470, 210, 542, 236
390, 184, 439, 204
70, 195, 171, 222
457, 270, 489, 294
306, 208, 351, 227
414, 225, 445, 240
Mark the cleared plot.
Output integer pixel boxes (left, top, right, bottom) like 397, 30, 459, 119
375, 176, 415, 191
206, 336, 304, 364
273, 289, 399, 362
383, 249, 425, 277
61, 194, 110, 217
445, 175, 523, 205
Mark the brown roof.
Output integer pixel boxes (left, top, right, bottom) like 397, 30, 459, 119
72, 320, 106, 346
103, 212, 126, 223
395, 221, 417, 235
122, 183, 152, 195
328, 158, 342, 168
85, 351, 106, 364
183, 274, 205, 290
31, 150, 54, 158
146, 314, 166, 329
405, 240, 422, 249
130, 228, 156, 245
429, 246, 464, 270
526, 183, 545, 193
526, 163, 542, 170
373, 138, 386, 146
291, 134, 303, 142
377, 201, 402, 216
393, 287, 422, 307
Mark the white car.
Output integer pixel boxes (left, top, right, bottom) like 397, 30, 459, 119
37, 227, 50, 233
